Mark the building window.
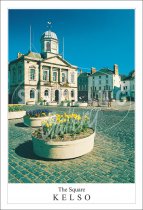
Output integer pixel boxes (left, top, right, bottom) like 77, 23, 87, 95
99, 87, 101, 90
109, 86, 110, 90
12, 69, 16, 82
71, 90, 74, 97
106, 80, 108, 84
30, 89, 35, 98
46, 42, 51, 51
62, 73, 66, 82
71, 72, 75, 83
99, 76, 101, 79
53, 72, 57, 82
106, 85, 108, 90
30, 69, 35, 80
104, 86, 106, 90
99, 80, 101, 85
44, 90, 49, 96
106, 75, 108, 78
43, 70, 49, 81
18, 68, 22, 81
64, 89, 68, 96
95, 87, 96, 91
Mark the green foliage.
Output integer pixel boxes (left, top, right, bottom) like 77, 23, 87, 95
39, 113, 90, 140
8, 104, 24, 112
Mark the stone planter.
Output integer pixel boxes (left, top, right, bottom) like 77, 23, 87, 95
32, 130, 95, 159
48, 102, 57, 106
8, 111, 26, 120
26, 101, 35, 105
23, 115, 55, 127
79, 102, 88, 107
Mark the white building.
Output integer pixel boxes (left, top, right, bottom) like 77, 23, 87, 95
88, 64, 121, 102
120, 71, 135, 100
9, 30, 78, 104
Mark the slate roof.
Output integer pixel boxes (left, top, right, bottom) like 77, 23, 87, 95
92, 68, 114, 76
78, 72, 91, 77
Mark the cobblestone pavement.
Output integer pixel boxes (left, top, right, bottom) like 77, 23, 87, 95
9, 105, 135, 183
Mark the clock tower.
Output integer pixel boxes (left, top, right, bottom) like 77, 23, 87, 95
40, 30, 59, 58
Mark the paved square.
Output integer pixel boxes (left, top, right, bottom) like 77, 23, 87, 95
9, 105, 135, 183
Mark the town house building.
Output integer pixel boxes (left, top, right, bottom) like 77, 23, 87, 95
88, 64, 121, 102
120, 71, 135, 100
78, 68, 96, 102
9, 30, 78, 104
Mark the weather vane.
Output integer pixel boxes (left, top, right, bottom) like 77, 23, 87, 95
47, 21, 52, 31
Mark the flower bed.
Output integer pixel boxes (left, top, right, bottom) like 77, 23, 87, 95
23, 109, 54, 127
8, 104, 26, 120
32, 113, 95, 159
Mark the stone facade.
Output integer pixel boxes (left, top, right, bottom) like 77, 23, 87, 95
9, 30, 78, 104
78, 72, 90, 102
120, 71, 135, 100
78, 68, 96, 102
88, 64, 121, 102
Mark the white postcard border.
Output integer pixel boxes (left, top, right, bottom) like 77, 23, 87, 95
1, 1, 142, 210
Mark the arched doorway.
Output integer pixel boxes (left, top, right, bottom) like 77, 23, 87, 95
55, 90, 59, 102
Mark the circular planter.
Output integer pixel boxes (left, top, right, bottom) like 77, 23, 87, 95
8, 111, 26, 120
32, 130, 95, 159
23, 115, 55, 127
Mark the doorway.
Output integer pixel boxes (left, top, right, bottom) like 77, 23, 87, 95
55, 90, 59, 102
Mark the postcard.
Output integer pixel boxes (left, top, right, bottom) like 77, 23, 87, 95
0, 0, 142, 210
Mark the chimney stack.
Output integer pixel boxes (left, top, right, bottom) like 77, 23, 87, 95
114, 64, 118, 75
17, 52, 23, 59
91, 67, 96, 74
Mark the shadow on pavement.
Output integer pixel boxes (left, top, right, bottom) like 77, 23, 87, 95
15, 122, 28, 128
15, 140, 63, 162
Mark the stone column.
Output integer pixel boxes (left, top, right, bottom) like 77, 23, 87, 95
49, 66, 52, 82
39, 64, 42, 100
59, 68, 61, 83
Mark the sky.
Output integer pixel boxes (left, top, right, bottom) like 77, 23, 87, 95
9, 9, 134, 75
